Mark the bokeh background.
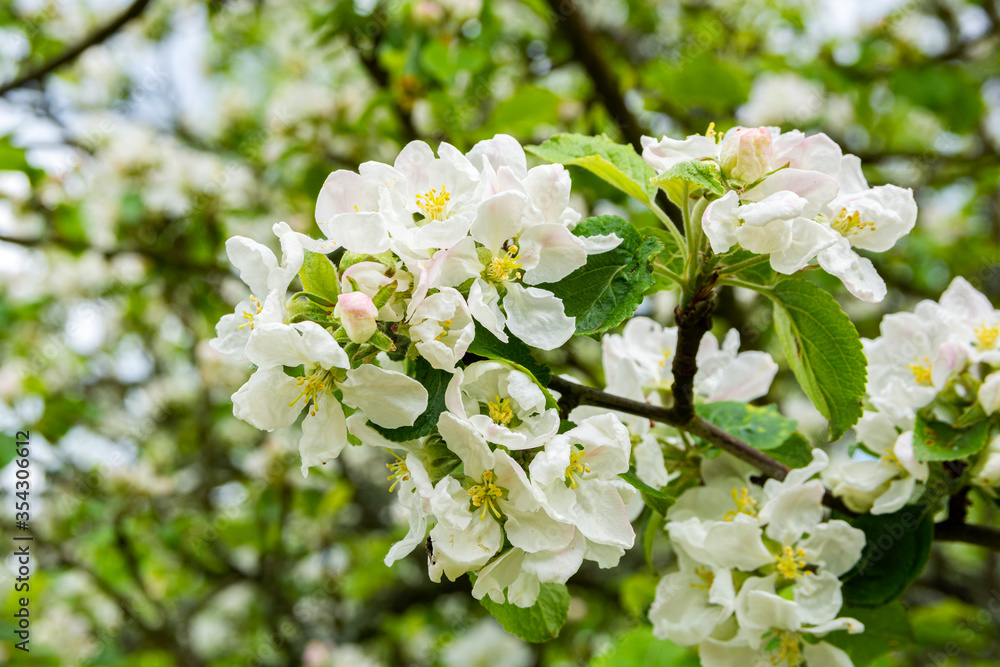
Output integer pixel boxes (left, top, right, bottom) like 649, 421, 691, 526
1, 0, 1000, 665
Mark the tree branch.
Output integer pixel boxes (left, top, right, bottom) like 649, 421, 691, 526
548, 374, 791, 480
934, 519, 1000, 551
0, 0, 153, 96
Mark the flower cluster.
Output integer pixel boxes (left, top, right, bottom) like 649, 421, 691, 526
650, 451, 866, 667
825, 277, 1000, 512
642, 126, 917, 302
352, 361, 636, 607
210, 135, 637, 602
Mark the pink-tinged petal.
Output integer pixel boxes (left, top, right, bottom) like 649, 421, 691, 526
468, 279, 508, 342
470, 190, 530, 253
503, 284, 574, 350
466, 134, 528, 179
745, 168, 839, 217
702, 191, 741, 253
817, 236, 887, 302
523, 164, 572, 223
641, 134, 718, 172
226, 236, 277, 296
519, 223, 587, 284
319, 211, 390, 254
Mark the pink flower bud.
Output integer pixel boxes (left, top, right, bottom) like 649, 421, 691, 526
334, 292, 378, 344
719, 127, 773, 184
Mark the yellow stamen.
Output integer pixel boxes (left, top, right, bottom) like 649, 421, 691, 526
415, 185, 450, 222
564, 449, 591, 489
468, 470, 505, 520
704, 121, 719, 143
723, 487, 759, 521
775, 546, 809, 580
238, 295, 264, 330
288, 372, 328, 416
487, 395, 514, 426
831, 207, 876, 237
485, 245, 522, 283
906, 356, 933, 386
386, 449, 410, 492
976, 321, 1000, 349
690, 566, 714, 590
657, 345, 673, 368
769, 630, 804, 667
434, 319, 454, 342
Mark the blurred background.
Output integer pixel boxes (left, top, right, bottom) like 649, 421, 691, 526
1, 0, 1000, 665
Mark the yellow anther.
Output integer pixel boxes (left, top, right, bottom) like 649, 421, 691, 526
564, 449, 591, 489
415, 185, 451, 222
906, 356, 933, 386
690, 566, 714, 590
487, 395, 514, 426
775, 546, 809, 580
485, 246, 522, 283
976, 321, 1000, 349
288, 372, 328, 415
769, 631, 804, 667
723, 487, 759, 521
657, 345, 673, 368
386, 449, 410, 492
704, 121, 719, 143
468, 470, 505, 520
831, 207, 876, 237
238, 295, 264, 330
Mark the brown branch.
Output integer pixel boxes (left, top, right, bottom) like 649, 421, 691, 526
0, 0, 153, 96
548, 375, 792, 480
934, 519, 1000, 550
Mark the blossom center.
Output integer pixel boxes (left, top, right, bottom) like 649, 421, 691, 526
416, 185, 450, 222
386, 449, 410, 492
775, 545, 809, 580
703, 121, 720, 143
658, 345, 673, 369
976, 321, 1000, 349
485, 245, 522, 283
690, 566, 714, 590
831, 207, 876, 237
238, 295, 264, 330
289, 370, 332, 415
723, 487, 759, 521
434, 319, 454, 342
766, 630, 803, 667
564, 449, 591, 489
905, 356, 933, 386
487, 394, 514, 426
468, 470, 505, 520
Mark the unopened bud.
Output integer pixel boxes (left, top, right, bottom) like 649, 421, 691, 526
333, 292, 378, 344
719, 126, 773, 184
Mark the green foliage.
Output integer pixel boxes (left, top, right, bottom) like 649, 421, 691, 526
696, 401, 797, 451
466, 321, 552, 385
528, 134, 658, 206
620, 470, 675, 516
765, 432, 815, 469
480, 86, 563, 139
840, 508, 935, 608
769, 278, 867, 441
298, 251, 340, 304
913, 415, 991, 462
480, 583, 571, 643
372, 357, 451, 442
651, 159, 724, 209
826, 602, 913, 666
590, 626, 694, 667
539, 216, 662, 335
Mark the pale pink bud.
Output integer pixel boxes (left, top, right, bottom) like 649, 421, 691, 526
334, 292, 378, 344
719, 127, 773, 184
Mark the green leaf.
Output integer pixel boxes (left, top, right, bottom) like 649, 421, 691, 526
644, 227, 685, 294
718, 249, 776, 285
527, 133, 658, 206
695, 402, 797, 452
826, 602, 913, 665
590, 626, 692, 667
466, 321, 552, 386
620, 469, 675, 516
954, 401, 987, 429
298, 251, 340, 304
839, 508, 934, 607
769, 278, 867, 441
479, 582, 570, 643
538, 216, 663, 336
641, 508, 662, 571
651, 159, 724, 209
913, 414, 990, 462
766, 432, 815, 469
371, 357, 450, 442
